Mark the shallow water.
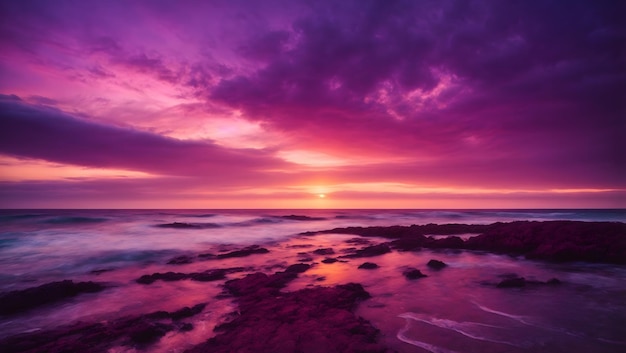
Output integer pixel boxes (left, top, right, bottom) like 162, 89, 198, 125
1, 209, 625, 352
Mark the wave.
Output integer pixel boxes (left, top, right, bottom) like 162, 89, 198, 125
397, 320, 462, 353
398, 312, 524, 348
474, 302, 626, 345
41, 216, 108, 224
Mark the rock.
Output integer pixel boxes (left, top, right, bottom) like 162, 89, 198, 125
170, 304, 206, 320
311, 221, 626, 264
321, 258, 338, 264
403, 268, 427, 279
189, 270, 227, 282
428, 236, 464, 249
344, 244, 391, 258
156, 222, 220, 229
496, 277, 526, 288
285, 263, 311, 273
313, 247, 335, 255
389, 236, 428, 251
137, 269, 229, 284
426, 259, 447, 270
185, 278, 390, 353
167, 255, 194, 265
546, 278, 562, 285
216, 245, 270, 259
129, 322, 172, 344
276, 215, 326, 221
0, 303, 208, 352
0, 280, 105, 316
358, 262, 379, 269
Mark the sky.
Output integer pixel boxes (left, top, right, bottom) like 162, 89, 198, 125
0, 0, 624, 209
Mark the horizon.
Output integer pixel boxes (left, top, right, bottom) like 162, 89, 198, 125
1, 0, 624, 209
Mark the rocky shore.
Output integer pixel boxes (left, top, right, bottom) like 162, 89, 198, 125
1, 220, 624, 352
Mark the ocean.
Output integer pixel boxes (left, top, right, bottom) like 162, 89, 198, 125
1, 209, 625, 352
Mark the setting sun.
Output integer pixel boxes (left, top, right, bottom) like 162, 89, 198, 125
318, 194, 326, 198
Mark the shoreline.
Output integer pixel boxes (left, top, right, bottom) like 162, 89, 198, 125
1, 220, 625, 352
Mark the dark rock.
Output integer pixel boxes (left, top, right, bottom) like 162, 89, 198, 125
0, 280, 106, 315
285, 263, 311, 273
465, 221, 626, 264
189, 269, 227, 282
129, 322, 172, 344
167, 255, 194, 265
345, 237, 372, 245
426, 259, 447, 270
170, 304, 206, 320
137, 269, 227, 284
216, 245, 270, 259
403, 268, 427, 279
344, 244, 391, 258
358, 262, 379, 269
156, 222, 221, 229
186, 277, 389, 353
546, 278, 562, 285
321, 257, 338, 264
90, 268, 114, 275
311, 221, 626, 264
496, 277, 526, 288
313, 247, 335, 255
0, 302, 208, 352
428, 236, 465, 249
276, 215, 326, 221
389, 236, 428, 251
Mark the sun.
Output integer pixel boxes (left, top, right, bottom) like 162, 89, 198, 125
318, 194, 326, 198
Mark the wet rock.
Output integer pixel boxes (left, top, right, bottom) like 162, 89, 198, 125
389, 236, 428, 251
321, 257, 338, 264
90, 268, 114, 275
156, 222, 220, 229
312, 221, 626, 264
403, 268, 427, 280
285, 263, 311, 273
343, 244, 391, 258
0, 303, 207, 352
546, 278, 562, 285
465, 221, 626, 264
313, 247, 335, 255
496, 277, 526, 288
129, 322, 172, 344
216, 245, 269, 259
137, 269, 229, 284
170, 304, 206, 320
428, 236, 465, 249
358, 262, 379, 269
167, 255, 194, 265
186, 278, 389, 353
0, 280, 105, 316
427, 259, 447, 270
276, 215, 326, 221
345, 237, 372, 245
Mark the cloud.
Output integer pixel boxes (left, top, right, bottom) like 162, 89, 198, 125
0, 95, 287, 182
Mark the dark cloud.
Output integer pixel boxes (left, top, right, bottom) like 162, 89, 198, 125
0, 95, 287, 180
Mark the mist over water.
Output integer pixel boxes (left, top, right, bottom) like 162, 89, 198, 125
1, 209, 625, 352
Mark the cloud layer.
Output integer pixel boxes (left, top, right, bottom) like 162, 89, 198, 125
0, 0, 624, 207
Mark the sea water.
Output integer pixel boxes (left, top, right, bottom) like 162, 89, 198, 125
1, 209, 625, 352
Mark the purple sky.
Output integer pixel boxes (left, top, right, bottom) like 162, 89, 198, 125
0, 0, 624, 208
